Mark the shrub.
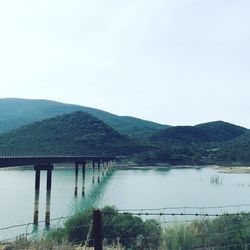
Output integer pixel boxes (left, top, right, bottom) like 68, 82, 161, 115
48, 206, 162, 249
163, 213, 250, 249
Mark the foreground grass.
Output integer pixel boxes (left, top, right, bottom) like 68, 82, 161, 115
1, 239, 124, 250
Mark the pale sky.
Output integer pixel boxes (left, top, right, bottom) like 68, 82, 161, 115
0, 0, 250, 127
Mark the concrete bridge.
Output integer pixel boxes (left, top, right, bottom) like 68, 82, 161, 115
0, 155, 116, 226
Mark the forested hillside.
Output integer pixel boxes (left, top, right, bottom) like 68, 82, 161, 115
136, 121, 250, 165
149, 121, 247, 145
0, 99, 249, 165
0, 98, 167, 139
0, 112, 146, 156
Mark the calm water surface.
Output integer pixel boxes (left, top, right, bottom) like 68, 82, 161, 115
1, 166, 250, 240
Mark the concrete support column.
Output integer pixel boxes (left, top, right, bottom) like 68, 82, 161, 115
74, 163, 79, 196
103, 161, 106, 175
97, 160, 100, 183
106, 161, 109, 175
82, 162, 86, 196
102, 161, 105, 176
35, 169, 41, 191
47, 169, 52, 191
45, 166, 53, 226
45, 189, 51, 227
92, 161, 95, 183
33, 164, 53, 227
33, 190, 40, 225
109, 161, 113, 172
33, 166, 41, 225
107, 161, 110, 175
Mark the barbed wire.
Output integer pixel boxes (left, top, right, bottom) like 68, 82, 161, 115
1, 208, 250, 233
104, 211, 250, 217
2, 207, 250, 248
116, 203, 250, 211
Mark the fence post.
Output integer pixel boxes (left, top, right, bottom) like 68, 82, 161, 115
93, 209, 103, 250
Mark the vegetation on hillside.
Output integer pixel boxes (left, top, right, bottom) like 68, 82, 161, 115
149, 121, 247, 145
134, 121, 250, 165
0, 112, 147, 156
215, 131, 250, 162
0, 101, 249, 164
0, 98, 168, 139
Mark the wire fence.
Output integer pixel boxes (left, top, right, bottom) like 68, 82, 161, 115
2, 205, 250, 249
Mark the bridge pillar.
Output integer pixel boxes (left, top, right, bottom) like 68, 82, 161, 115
109, 160, 113, 172
92, 161, 95, 183
45, 188, 52, 227
74, 163, 79, 196
97, 160, 100, 183
45, 166, 53, 227
33, 164, 54, 226
106, 161, 110, 175
82, 162, 86, 196
106, 161, 109, 175
33, 190, 40, 225
33, 166, 41, 225
47, 168, 52, 191
102, 161, 105, 176
35, 169, 41, 191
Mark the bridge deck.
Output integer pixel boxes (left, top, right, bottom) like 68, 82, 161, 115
0, 156, 116, 168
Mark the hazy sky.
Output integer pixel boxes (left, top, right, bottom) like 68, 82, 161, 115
0, 0, 250, 127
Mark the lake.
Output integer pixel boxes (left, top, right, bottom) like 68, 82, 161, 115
1, 165, 250, 241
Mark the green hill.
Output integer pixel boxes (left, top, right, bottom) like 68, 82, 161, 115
195, 121, 247, 142
215, 131, 250, 162
0, 112, 145, 156
0, 98, 167, 139
149, 121, 248, 145
141, 121, 249, 165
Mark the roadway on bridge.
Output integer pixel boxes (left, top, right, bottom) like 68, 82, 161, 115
0, 156, 116, 168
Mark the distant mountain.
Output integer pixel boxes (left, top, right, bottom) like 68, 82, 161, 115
149, 121, 248, 145
0, 112, 145, 155
0, 98, 168, 139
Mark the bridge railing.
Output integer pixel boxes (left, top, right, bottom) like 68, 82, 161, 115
0, 152, 36, 157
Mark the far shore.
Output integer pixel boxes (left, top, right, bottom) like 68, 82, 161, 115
117, 163, 250, 173
1, 163, 250, 173
214, 166, 250, 174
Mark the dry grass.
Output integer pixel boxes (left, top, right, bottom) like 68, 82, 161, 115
0, 238, 124, 250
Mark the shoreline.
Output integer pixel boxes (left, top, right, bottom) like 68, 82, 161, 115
1, 163, 250, 173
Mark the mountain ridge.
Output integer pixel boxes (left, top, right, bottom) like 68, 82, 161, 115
1, 98, 250, 164
0, 98, 168, 139
0, 111, 146, 156
149, 121, 248, 145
